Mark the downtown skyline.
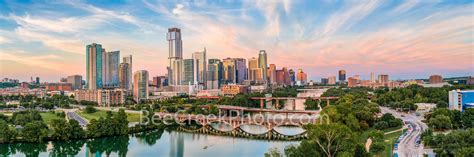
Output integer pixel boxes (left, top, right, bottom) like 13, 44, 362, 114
0, 0, 473, 82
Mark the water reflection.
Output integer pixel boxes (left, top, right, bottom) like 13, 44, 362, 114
0, 142, 47, 157
209, 122, 233, 132
273, 126, 305, 135
134, 129, 165, 146
49, 140, 85, 157
240, 124, 268, 134
1, 126, 300, 157
87, 136, 129, 157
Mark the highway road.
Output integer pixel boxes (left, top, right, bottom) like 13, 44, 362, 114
380, 107, 429, 157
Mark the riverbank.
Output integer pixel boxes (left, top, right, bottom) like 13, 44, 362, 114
1, 126, 300, 157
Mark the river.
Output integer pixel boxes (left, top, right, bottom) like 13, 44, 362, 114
0, 125, 303, 157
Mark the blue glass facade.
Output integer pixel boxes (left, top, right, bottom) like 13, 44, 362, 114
461, 91, 474, 111
96, 45, 103, 88
86, 43, 103, 89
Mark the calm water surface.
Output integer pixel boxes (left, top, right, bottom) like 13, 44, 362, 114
0, 126, 302, 157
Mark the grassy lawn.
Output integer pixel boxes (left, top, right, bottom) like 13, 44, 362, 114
382, 129, 404, 157
383, 126, 403, 133
40, 112, 64, 125
78, 110, 142, 122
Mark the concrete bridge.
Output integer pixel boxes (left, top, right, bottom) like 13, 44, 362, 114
156, 112, 321, 140
250, 96, 339, 110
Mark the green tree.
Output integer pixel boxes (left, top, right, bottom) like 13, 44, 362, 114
369, 142, 385, 155
0, 121, 17, 143
84, 106, 97, 113
208, 104, 219, 115
304, 123, 354, 157
354, 144, 370, 157
69, 119, 86, 139
115, 109, 129, 135
50, 119, 72, 140
264, 147, 283, 157
462, 108, 474, 128
429, 115, 452, 130
436, 100, 448, 108
304, 98, 320, 110
21, 121, 49, 142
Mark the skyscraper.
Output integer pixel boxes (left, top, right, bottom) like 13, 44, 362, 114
328, 76, 337, 85
429, 75, 443, 84
370, 72, 375, 83
222, 58, 236, 84
275, 69, 285, 85
133, 70, 149, 102
86, 43, 105, 90
119, 63, 130, 90
123, 55, 132, 90
296, 69, 307, 86
182, 59, 194, 85
35, 77, 40, 84
289, 69, 295, 86
207, 59, 222, 89
248, 57, 262, 81
378, 74, 389, 83
106, 51, 120, 87
193, 48, 206, 85
167, 28, 183, 86
268, 64, 277, 85
67, 75, 82, 90
258, 50, 268, 82
282, 67, 291, 86
234, 58, 247, 84
321, 78, 328, 84
338, 70, 346, 83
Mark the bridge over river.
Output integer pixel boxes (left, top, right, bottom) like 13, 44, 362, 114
155, 112, 326, 140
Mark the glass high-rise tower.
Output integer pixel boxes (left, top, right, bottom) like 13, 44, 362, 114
207, 59, 222, 89
258, 50, 268, 83
182, 59, 194, 85
119, 63, 130, 90
167, 28, 183, 86
86, 43, 105, 90
133, 70, 149, 102
193, 48, 207, 86
107, 51, 120, 87
123, 55, 133, 90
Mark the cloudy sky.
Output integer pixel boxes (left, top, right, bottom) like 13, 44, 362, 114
0, 0, 473, 82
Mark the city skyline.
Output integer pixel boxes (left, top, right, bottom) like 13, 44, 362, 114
1, 1, 473, 82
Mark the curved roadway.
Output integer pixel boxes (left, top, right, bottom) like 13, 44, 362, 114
380, 107, 428, 157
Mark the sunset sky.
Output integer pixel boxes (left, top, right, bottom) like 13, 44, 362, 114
0, 0, 473, 82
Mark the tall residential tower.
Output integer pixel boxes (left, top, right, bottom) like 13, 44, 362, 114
167, 28, 183, 86
86, 43, 105, 90
123, 55, 133, 90
193, 48, 207, 86
258, 50, 268, 83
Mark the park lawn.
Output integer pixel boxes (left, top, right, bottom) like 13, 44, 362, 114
382, 129, 404, 157
40, 112, 64, 125
78, 110, 142, 122
382, 126, 403, 133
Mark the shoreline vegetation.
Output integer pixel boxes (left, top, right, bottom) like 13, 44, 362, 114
0, 108, 164, 144
1, 85, 473, 156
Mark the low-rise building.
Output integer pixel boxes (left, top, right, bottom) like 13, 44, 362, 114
250, 85, 266, 93
74, 89, 127, 106
449, 90, 474, 112
45, 83, 73, 91
415, 103, 437, 113
196, 89, 221, 97
221, 84, 248, 96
